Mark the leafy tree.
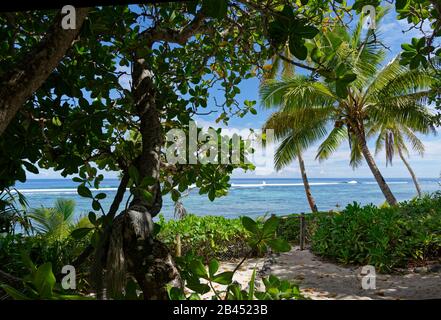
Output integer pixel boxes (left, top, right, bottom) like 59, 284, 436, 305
0, 8, 89, 136
260, 14, 436, 206
0, 1, 337, 299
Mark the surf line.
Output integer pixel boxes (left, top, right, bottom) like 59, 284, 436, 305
173, 304, 208, 318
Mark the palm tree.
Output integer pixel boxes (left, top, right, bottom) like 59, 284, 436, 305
29, 198, 90, 241
368, 118, 436, 197
262, 48, 319, 212
263, 111, 323, 212
260, 17, 435, 206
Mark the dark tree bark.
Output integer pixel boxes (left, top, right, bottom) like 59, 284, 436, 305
298, 152, 318, 213
105, 56, 180, 300
0, 8, 89, 136
104, 11, 213, 300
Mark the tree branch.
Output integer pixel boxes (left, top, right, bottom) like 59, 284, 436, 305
0, 8, 90, 136
140, 11, 208, 45
277, 54, 317, 72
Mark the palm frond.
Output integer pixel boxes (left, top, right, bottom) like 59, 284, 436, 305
316, 126, 347, 161
259, 76, 337, 111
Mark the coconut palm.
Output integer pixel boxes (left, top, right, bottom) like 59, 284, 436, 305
263, 110, 328, 212
262, 48, 319, 212
260, 16, 436, 206
368, 117, 436, 197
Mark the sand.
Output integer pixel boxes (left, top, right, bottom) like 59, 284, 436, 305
211, 247, 441, 300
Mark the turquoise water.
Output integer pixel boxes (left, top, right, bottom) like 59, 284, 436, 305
14, 178, 440, 220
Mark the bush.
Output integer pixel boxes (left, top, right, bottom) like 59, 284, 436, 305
0, 232, 92, 289
310, 194, 441, 272
276, 213, 320, 244
157, 214, 250, 261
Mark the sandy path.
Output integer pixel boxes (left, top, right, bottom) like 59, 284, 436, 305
211, 247, 441, 300
267, 247, 441, 300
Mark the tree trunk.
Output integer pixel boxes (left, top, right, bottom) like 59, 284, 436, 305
105, 55, 180, 300
0, 8, 89, 136
398, 148, 422, 197
298, 152, 318, 213
355, 129, 398, 206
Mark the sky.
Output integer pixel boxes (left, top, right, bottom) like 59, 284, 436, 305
30, 3, 441, 180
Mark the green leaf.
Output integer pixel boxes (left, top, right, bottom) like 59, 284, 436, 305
92, 200, 101, 211
77, 185, 92, 198
268, 20, 288, 46
22, 161, 39, 174
153, 223, 161, 237
208, 259, 219, 277
336, 80, 349, 98
139, 189, 153, 203
340, 73, 357, 83
187, 277, 210, 294
21, 251, 36, 273
289, 37, 308, 60
212, 271, 234, 285
171, 189, 181, 202
241, 216, 259, 234
71, 227, 93, 240
297, 25, 319, 39
128, 166, 140, 185
401, 43, 415, 51
88, 211, 96, 224
0, 285, 30, 300
248, 269, 256, 300
140, 176, 156, 187
33, 263, 56, 298
263, 215, 279, 237
95, 192, 107, 200
268, 238, 291, 252
52, 117, 62, 126
190, 260, 208, 279
168, 287, 186, 300
395, 0, 409, 10
208, 189, 216, 201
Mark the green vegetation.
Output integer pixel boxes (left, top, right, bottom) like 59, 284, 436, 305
158, 214, 248, 261
310, 194, 441, 272
169, 215, 300, 300
260, 10, 436, 206
0, 0, 440, 300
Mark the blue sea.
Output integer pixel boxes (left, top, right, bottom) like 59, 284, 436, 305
13, 178, 440, 220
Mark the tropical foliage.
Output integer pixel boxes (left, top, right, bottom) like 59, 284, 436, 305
28, 199, 92, 241
368, 118, 436, 197
158, 214, 249, 261
260, 11, 436, 205
0, 1, 440, 301
311, 193, 441, 272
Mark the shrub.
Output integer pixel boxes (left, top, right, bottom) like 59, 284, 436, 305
0, 232, 92, 290
157, 214, 250, 261
276, 213, 322, 244
310, 194, 441, 272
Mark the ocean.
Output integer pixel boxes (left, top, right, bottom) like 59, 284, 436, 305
13, 178, 440, 220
